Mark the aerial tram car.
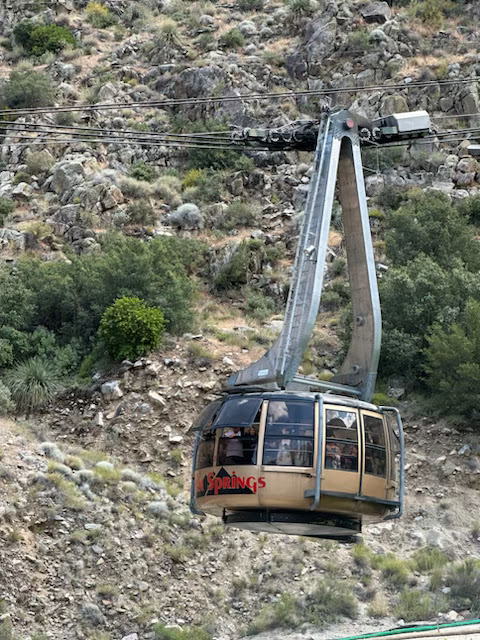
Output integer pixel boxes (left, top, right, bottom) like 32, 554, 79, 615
189, 109, 431, 541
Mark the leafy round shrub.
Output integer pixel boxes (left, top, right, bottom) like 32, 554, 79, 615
13, 21, 76, 56
5, 357, 61, 416
99, 297, 165, 361
2, 70, 55, 109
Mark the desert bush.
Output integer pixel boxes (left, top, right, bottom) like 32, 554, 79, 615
153, 623, 212, 640
13, 21, 76, 56
410, 0, 454, 27
152, 176, 182, 207
129, 162, 156, 182
238, 0, 264, 8
85, 1, 117, 28
214, 239, 275, 290
167, 203, 203, 230
99, 296, 165, 361
372, 553, 410, 588
0, 380, 14, 416
220, 201, 259, 230
247, 593, 302, 634
126, 200, 157, 226
394, 590, 436, 622
244, 288, 276, 321
0, 198, 15, 226
1, 69, 55, 109
286, 0, 317, 17
119, 176, 153, 199
219, 28, 245, 49
4, 356, 61, 416
411, 548, 449, 573
306, 578, 358, 626
347, 30, 372, 51
26, 151, 54, 175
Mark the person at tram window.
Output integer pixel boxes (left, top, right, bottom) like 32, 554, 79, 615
325, 429, 341, 469
267, 401, 289, 434
244, 425, 258, 464
342, 442, 358, 470
276, 426, 294, 466
223, 427, 244, 464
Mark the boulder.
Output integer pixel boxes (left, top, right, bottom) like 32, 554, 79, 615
100, 380, 124, 400
50, 162, 85, 194
11, 182, 33, 199
359, 1, 392, 24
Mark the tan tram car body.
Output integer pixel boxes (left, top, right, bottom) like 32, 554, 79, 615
191, 392, 403, 539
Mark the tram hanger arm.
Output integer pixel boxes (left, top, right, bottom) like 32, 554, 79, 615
232, 110, 432, 151
228, 109, 431, 401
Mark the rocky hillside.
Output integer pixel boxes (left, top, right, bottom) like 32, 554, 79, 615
1, 0, 480, 639
2, 356, 480, 640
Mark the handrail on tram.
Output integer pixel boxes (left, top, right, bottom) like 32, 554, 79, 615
309, 394, 324, 511
379, 406, 405, 520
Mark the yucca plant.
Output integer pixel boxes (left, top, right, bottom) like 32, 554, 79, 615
5, 357, 62, 417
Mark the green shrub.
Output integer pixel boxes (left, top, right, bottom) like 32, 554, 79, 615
238, 0, 264, 9
306, 578, 358, 626
244, 289, 276, 321
219, 28, 245, 50
4, 356, 61, 417
221, 201, 259, 230
247, 593, 302, 635
2, 69, 55, 109
99, 296, 165, 361
457, 195, 480, 225
352, 543, 371, 569
372, 553, 409, 588
0, 380, 14, 416
153, 623, 211, 640
126, 200, 157, 226
119, 176, 153, 199
385, 191, 478, 270
444, 559, 480, 614
214, 240, 275, 290
0, 198, 15, 226
286, 0, 316, 17
394, 590, 435, 622
26, 151, 54, 175
13, 21, 76, 56
411, 548, 449, 573
410, 0, 453, 27
129, 162, 156, 183
85, 1, 117, 28
347, 30, 372, 51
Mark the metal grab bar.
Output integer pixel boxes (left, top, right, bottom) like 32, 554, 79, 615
309, 395, 324, 511
380, 405, 405, 520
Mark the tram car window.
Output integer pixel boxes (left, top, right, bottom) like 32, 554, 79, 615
325, 409, 359, 471
263, 400, 314, 467
364, 414, 387, 477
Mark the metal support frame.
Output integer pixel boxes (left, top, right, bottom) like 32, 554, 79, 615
380, 406, 405, 520
309, 394, 324, 511
190, 432, 205, 516
228, 110, 381, 403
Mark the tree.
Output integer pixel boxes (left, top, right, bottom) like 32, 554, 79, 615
99, 297, 165, 361
385, 190, 479, 271
424, 299, 480, 419
2, 69, 55, 109
379, 255, 480, 381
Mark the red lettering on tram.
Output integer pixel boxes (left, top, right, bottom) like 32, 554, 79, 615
197, 469, 266, 496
